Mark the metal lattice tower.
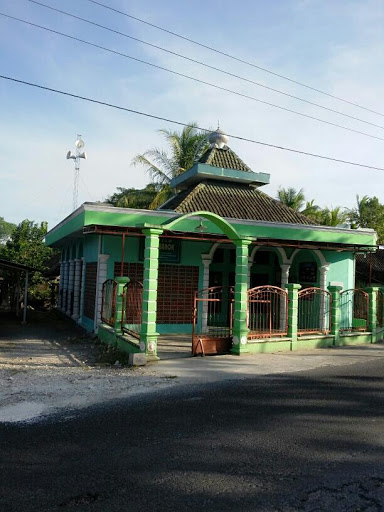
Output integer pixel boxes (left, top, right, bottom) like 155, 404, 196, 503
66, 135, 87, 211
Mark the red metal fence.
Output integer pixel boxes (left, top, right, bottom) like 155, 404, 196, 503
121, 280, 143, 339
101, 279, 117, 326
298, 287, 331, 335
247, 286, 288, 339
192, 286, 233, 355
339, 289, 369, 333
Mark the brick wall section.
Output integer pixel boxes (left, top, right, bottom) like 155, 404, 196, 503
84, 262, 97, 320
115, 262, 199, 324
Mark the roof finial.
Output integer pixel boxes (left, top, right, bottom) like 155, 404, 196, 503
209, 125, 228, 149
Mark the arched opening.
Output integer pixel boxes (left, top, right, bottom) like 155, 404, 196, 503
159, 212, 251, 356
250, 249, 281, 288
289, 249, 320, 288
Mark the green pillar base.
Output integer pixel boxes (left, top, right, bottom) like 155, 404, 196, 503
230, 346, 250, 355
139, 332, 160, 359
230, 334, 249, 355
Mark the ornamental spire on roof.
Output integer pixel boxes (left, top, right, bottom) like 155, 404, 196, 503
208, 126, 229, 149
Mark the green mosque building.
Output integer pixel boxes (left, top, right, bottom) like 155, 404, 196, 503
46, 129, 380, 364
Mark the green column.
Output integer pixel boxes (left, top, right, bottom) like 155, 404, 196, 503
285, 284, 301, 350
379, 287, 384, 341
366, 286, 379, 344
328, 285, 342, 346
139, 228, 163, 361
114, 276, 129, 334
231, 239, 251, 355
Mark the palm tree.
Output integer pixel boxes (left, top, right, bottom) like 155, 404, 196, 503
132, 123, 209, 208
347, 194, 369, 228
301, 199, 321, 223
277, 187, 306, 211
319, 206, 348, 227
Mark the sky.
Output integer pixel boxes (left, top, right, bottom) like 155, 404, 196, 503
1, 0, 384, 229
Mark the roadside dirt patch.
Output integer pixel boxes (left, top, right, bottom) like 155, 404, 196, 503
0, 311, 175, 423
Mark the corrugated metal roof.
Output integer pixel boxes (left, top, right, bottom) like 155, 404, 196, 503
159, 180, 315, 225
0, 258, 39, 272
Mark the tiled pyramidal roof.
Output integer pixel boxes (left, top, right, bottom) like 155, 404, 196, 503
161, 180, 315, 225
198, 146, 253, 173
159, 143, 315, 225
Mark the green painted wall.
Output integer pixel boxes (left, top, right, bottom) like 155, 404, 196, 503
82, 316, 94, 332
83, 235, 100, 262
324, 251, 355, 289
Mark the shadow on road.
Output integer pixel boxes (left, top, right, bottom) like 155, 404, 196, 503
1, 356, 384, 511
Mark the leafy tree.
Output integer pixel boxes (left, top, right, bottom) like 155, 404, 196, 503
132, 123, 209, 208
0, 217, 16, 243
3, 220, 52, 268
348, 195, 384, 243
2, 220, 56, 308
106, 184, 157, 209
277, 187, 306, 211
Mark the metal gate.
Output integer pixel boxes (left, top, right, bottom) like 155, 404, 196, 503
122, 280, 143, 339
101, 279, 117, 326
247, 286, 288, 339
192, 286, 233, 355
298, 287, 331, 335
339, 289, 369, 333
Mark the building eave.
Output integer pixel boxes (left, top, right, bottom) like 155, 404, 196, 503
45, 202, 377, 249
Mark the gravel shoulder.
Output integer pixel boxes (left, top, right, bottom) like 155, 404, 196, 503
2, 310, 384, 424
0, 311, 177, 423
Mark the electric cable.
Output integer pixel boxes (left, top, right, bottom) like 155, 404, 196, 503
27, 0, 384, 132
85, 0, 384, 118
2, 12, 384, 142
1, 73, 384, 172
79, 174, 95, 202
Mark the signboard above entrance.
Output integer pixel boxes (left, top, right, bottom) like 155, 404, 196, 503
139, 237, 181, 264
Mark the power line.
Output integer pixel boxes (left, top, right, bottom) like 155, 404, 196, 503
79, 174, 94, 202
85, 0, 384, 119
2, 12, 384, 143
1, 73, 384, 173
27, 0, 384, 132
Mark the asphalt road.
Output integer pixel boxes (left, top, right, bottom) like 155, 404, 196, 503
2, 357, 384, 512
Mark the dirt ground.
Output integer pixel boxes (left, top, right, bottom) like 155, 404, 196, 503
3, 310, 384, 425
0, 311, 176, 423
